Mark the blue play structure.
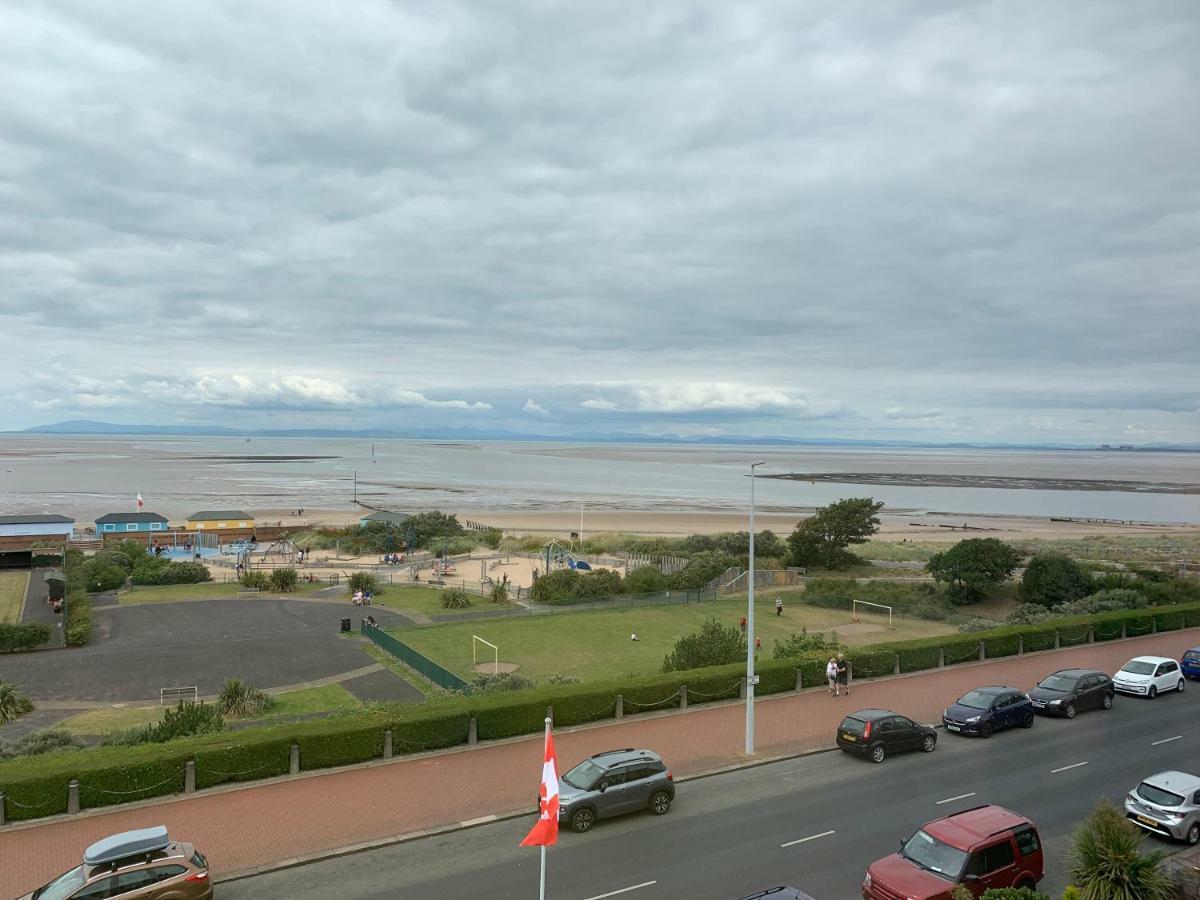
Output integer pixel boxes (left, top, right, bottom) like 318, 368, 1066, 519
543, 539, 591, 572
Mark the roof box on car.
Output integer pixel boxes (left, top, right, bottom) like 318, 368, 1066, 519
84, 826, 170, 866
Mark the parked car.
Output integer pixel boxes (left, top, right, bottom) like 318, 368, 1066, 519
1028, 668, 1114, 718
1181, 646, 1200, 681
1124, 770, 1200, 845
862, 805, 1044, 899
555, 747, 674, 833
738, 888, 817, 900
1113, 655, 1186, 698
943, 687, 1034, 737
837, 708, 937, 763
19, 826, 211, 900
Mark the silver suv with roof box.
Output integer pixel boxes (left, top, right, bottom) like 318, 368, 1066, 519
1124, 770, 1200, 845
556, 748, 675, 833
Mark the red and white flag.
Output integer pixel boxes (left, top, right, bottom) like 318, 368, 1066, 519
520, 725, 560, 847
136, 494, 144, 509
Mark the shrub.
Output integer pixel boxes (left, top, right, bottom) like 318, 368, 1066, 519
625, 566, 667, 594
573, 568, 623, 598
113, 540, 148, 567
348, 572, 379, 596
1068, 797, 1173, 899
1007, 603, 1052, 625
131, 560, 211, 586
528, 569, 580, 602
1020, 554, 1092, 608
218, 679, 273, 717
0, 729, 82, 760
30, 553, 63, 568
64, 588, 92, 646
0, 622, 51, 653
545, 674, 580, 685
440, 587, 471, 609
0, 682, 35, 722
106, 702, 224, 746
94, 548, 134, 574
472, 672, 536, 692
662, 618, 745, 672
488, 581, 510, 605
81, 557, 127, 592
240, 570, 270, 590
268, 568, 298, 593
481, 528, 502, 549
665, 552, 739, 590
772, 628, 841, 659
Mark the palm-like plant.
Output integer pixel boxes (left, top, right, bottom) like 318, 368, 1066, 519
0, 681, 34, 723
489, 581, 510, 605
1068, 798, 1174, 900
217, 678, 272, 717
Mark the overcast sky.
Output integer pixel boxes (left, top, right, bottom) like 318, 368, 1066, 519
2, 1, 1198, 443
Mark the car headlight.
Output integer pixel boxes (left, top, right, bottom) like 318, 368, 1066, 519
863, 872, 871, 888
1049, 700, 1062, 706
966, 716, 980, 723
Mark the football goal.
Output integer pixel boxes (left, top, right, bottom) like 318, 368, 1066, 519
472, 634, 499, 674
852, 599, 894, 630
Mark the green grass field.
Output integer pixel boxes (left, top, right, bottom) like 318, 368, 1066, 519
372, 585, 456, 617
58, 684, 362, 736
0, 571, 29, 623
117, 582, 331, 605
397, 594, 956, 683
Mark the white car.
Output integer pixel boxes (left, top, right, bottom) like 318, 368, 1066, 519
1113, 656, 1186, 699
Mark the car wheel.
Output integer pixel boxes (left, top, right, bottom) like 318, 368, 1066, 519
1187, 822, 1200, 846
921, 734, 936, 753
870, 743, 886, 763
1016, 877, 1037, 889
649, 790, 672, 816
570, 807, 596, 834
1064, 703, 1076, 719
1102, 693, 1113, 710
1178, 679, 1186, 694
1149, 686, 1158, 699
979, 722, 993, 738
1021, 712, 1034, 729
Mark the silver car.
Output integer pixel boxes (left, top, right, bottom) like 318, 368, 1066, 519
1124, 770, 1200, 845
555, 748, 675, 833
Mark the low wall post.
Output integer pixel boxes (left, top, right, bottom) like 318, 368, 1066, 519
1152, 618, 1157, 635
289, 743, 300, 776
1017, 634, 1024, 656
848, 661, 854, 686
1122, 622, 1127, 639
978, 642, 986, 662
1054, 631, 1061, 650
0, 792, 6, 826
616, 695, 624, 719
938, 647, 945, 668
184, 761, 195, 794
68, 779, 80, 815
1088, 627, 1095, 644
893, 654, 900, 676
680, 685, 688, 710
468, 716, 478, 745
383, 729, 393, 760
739, 679, 747, 700
546, 705, 553, 725
795, 669, 803, 692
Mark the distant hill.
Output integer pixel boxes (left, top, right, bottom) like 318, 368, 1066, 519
12, 419, 1199, 452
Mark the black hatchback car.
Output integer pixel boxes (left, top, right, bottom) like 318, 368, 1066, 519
1028, 668, 1114, 718
837, 708, 937, 763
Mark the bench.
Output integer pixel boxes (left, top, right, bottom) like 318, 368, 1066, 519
160, 686, 199, 706
236, 588, 261, 598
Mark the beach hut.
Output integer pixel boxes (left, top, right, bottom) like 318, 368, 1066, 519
0, 513, 74, 569
95, 512, 170, 534
184, 510, 254, 531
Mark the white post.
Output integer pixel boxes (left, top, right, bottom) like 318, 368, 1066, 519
539, 715, 550, 900
579, 503, 584, 546
746, 461, 763, 755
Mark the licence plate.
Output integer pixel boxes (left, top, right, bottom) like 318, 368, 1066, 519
946, 724, 960, 732
1137, 815, 1158, 827
842, 733, 856, 742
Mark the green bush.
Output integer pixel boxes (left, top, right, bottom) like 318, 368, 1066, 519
64, 588, 92, 646
849, 650, 895, 679
625, 565, 667, 594
131, 560, 211, 586
0, 622, 51, 652
1020, 554, 1092, 608
349, 572, 380, 596
0, 682, 35, 722
105, 702, 224, 746
81, 557, 126, 592
979, 888, 1050, 900
0, 729, 82, 760
662, 618, 745, 672
218, 679, 273, 717
488, 581, 510, 605
480, 528, 502, 549
572, 568, 624, 598
529, 569, 580, 602
772, 628, 841, 659
665, 552, 739, 590
30, 553, 63, 568
239, 570, 270, 590
472, 672, 536, 692
440, 587, 471, 608
268, 568, 298, 593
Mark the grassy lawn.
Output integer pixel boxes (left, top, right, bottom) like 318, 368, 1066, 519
0, 571, 29, 623
58, 684, 362, 736
118, 582, 330, 605
370, 585, 452, 617
397, 595, 955, 683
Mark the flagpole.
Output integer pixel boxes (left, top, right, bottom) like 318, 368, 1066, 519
539, 715, 550, 900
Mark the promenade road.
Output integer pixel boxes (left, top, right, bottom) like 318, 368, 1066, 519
2, 628, 1197, 897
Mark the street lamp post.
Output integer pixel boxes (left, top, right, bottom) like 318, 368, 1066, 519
746, 461, 764, 755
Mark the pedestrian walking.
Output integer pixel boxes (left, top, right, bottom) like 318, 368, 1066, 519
775, 597, 783, 617
836, 652, 849, 696
739, 615, 747, 634
826, 656, 838, 696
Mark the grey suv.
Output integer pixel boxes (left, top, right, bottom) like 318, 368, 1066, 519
1124, 770, 1200, 845
556, 748, 675, 833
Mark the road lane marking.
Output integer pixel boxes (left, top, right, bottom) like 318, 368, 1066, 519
936, 792, 977, 805
584, 881, 657, 900
1051, 762, 1089, 773
1151, 735, 1183, 746
781, 829, 836, 848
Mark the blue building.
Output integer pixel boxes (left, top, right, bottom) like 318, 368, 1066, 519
0, 513, 74, 540
95, 512, 170, 534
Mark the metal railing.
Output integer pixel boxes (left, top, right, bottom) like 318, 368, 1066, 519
361, 621, 472, 691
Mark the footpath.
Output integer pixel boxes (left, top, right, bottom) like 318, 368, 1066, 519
2, 628, 1198, 897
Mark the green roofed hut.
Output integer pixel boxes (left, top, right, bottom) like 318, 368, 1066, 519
359, 510, 410, 528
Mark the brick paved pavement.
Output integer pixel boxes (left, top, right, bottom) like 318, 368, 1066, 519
2, 628, 1197, 897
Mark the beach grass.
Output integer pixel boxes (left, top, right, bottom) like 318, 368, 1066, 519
0, 571, 29, 623
58, 684, 362, 735
396, 594, 955, 683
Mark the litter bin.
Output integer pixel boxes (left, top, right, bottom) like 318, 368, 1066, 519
340, 617, 351, 634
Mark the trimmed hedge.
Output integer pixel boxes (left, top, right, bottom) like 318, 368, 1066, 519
3, 601, 1198, 822
0, 622, 51, 652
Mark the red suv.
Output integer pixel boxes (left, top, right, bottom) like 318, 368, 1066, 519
862, 805, 1043, 899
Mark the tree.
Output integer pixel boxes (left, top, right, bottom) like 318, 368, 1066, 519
404, 512, 464, 549
1067, 797, 1173, 899
625, 565, 667, 594
0, 682, 34, 723
926, 538, 1023, 604
786, 498, 883, 569
662, 618, 745, 672
1020, 554, 1092, 608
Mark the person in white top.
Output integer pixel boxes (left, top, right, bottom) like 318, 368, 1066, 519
826, 657, 839, 696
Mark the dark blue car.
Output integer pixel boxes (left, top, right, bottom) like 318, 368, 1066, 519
1183, 647, 1200, 680
942, 686, 1034, 737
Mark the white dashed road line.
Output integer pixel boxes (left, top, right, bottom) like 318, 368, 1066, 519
1051, 762, 1089, 774
936, 792, 977, 805
584, 881, 658, 900
1151, 735, 1182, 746
781, 829, 836, 848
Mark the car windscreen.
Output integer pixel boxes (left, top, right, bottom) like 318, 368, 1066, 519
1121, 661, 1155, 676
1037, 675, 1077, 692
562, 759, 605, 790
955, 690, 994, 710
839, 716, 867, 734
1184, 651, 1200, 662
1137, 782, 1186, 808
900, 829, 966, 879
32, 866, 86, 900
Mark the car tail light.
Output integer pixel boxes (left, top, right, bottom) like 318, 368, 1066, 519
862, 721, 872, 740
665, 771, 673, 782
185, 871, 209, 882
